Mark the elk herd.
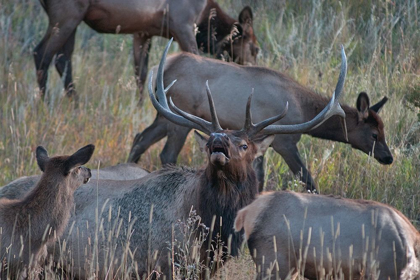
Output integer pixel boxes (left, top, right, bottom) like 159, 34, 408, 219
1, 0, 417, 279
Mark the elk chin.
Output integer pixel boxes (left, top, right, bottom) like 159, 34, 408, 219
210, 152, 230, 166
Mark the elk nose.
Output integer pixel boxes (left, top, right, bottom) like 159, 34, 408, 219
383, 156, 393, 164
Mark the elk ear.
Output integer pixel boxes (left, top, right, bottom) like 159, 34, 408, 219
64, 144, 95, 174
238, 6, 253, 25
253, 135, 275, 158
356, 92, 370, 121
194, 131, 209, 153
370, 96, 388, 114
36, 146, 49, 172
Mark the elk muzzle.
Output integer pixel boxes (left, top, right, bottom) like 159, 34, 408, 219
208, 133, 230, 166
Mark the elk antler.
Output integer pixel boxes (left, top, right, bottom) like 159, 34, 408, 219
247, 45, 347, 137
149, 38, 223, 135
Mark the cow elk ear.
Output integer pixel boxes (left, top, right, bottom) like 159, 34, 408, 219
36, 146, 49, 172
194, 131, 209, 153
253, 135, 275, 158
238, 6, 253, 25
356, 92, 370, 121
370, 96, 388, 114
64, 144, 95, 174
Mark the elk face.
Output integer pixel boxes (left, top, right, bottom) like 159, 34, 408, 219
216, 6, 259, 65
36, 145, 95, 190
347, 92, 393, 165
195, 131, 274, 171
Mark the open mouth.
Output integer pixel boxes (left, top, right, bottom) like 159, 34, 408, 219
210, 144, 230, 159
209, 144, 230, 166
84, 177, 90, 184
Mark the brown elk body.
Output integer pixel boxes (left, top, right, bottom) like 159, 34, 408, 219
234, 191, 420, 280
3, 40, 346, 278
0, 145, 94, 278
34, 0, 257, 102
128, 52, 392, 192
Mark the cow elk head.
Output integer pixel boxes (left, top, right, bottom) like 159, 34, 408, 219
348, 92, 392, 164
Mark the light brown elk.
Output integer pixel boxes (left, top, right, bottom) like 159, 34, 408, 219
128, 52, 392, 193
3, 40, 346, 278
34, 0, 258, 102
0, 144, 94, 278
234, 191, 420, 280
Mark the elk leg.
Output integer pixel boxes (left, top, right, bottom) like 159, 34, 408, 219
160, 125, 191, 165
55, 29, 77, 99
127, 114, 168, 163
271, 140, 317, 193
133, 33, 152, 104
34, 18, 83, 100
253, 156, 265, 192
170, 26, 199, 54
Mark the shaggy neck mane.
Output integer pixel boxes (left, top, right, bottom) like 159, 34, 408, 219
4, 174, 74, 245
198, 163, 258, 257
196, 0, 236, 54
300, 91, 359, 143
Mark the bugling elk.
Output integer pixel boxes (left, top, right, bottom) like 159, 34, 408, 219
2, 39, 346, 278
235, 191, 420, 280
0, 145, 94, 278
33, 0, 258, 102
128, 50, 392, 193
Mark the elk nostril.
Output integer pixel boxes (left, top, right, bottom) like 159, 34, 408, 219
384, 156, 393, 164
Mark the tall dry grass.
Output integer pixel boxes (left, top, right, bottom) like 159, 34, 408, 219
0, 0, 419, 278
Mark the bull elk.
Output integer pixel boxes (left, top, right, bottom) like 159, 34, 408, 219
128, 52, 392, 193
234, 191, 420, 279
33, 0, 257, 102
0, 144, 94, 278
3, 40, 346, 278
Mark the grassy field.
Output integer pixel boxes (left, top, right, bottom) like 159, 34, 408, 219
0, 0, 419, 278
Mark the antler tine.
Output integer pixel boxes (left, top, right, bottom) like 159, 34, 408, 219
168, 82, 223, 135
206, 81, 223, 132
260, 46, 347, 135
243, 92, 289, 137
148, 39, 205, 132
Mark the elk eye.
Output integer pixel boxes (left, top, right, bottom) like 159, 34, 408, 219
372, 133, 378, 140
240, 144, 248, 150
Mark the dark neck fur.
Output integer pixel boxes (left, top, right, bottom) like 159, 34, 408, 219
198, 164, 258, 258
196, 0, 236, 54
302, 94, 358, 143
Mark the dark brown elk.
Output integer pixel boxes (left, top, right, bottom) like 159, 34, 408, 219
34, 0, 257, 102
0, 144, 94, 278
128, 53, 392, 193
3, 40, 346, 279
234, 191, 420, 280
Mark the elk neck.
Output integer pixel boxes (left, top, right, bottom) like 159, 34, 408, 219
198, 163, 258, 256
4, 174, 75, 244
301, 93, 358, 143
197, 0, 236, 54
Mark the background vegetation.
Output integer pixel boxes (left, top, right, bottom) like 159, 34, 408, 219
0, 0, 419, 278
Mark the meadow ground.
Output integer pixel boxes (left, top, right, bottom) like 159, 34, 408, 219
0, 0, 419, 278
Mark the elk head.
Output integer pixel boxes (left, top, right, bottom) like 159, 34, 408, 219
216, 6, 259, 65
347, 92, 393, 164
149, 39, 347, 181
36, 144, 94, 189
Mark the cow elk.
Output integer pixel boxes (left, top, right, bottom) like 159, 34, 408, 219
234, 191, 420, 280
0, 144, 94, 278
128, 50, 392, 193
2, 39, 346, 278
34, 0, 258, 102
